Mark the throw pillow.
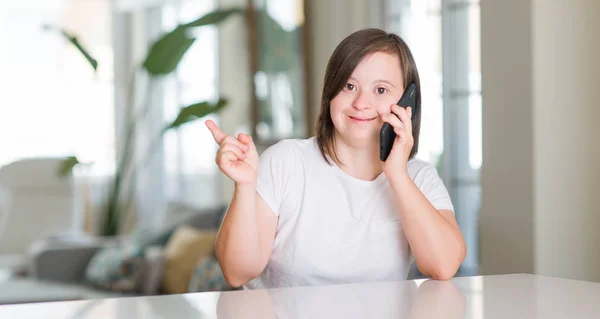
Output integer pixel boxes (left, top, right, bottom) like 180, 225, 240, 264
84, 242, 146, 292
84, 226, 158, 293
162, 226, 218, 294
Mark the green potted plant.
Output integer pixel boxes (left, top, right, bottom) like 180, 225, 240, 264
50, 8, 244, 236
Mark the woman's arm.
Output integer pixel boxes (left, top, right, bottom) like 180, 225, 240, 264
206, 120, 278, 287
381, 105, 466, 280
388, 174, 466, 280
215, 186, 278, 287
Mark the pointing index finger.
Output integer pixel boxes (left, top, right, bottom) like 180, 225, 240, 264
205, 120, 226, 144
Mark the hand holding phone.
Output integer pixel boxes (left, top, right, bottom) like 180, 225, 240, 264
380, 82, 417, 161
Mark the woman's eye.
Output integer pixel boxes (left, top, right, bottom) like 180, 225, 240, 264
345, 83, 355, 91
376, 87, 388, 94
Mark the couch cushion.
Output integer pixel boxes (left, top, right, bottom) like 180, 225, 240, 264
0, 278, 134, 304
83, 241, 145, 293
0, 279, 82, 304
83, 227, 153, 293
162, 226, 218, 294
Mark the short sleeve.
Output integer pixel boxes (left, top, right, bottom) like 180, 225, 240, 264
256, 140, 296, 217
412, 163, 455, 213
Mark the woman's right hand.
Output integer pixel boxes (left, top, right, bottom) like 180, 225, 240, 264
206, 120, 259, 186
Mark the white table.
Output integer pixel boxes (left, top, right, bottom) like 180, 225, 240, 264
0, 274, 598, 318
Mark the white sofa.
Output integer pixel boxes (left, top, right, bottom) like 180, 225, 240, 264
0, 158, 77, 259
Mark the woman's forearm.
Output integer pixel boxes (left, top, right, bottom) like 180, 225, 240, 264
389, 174, 466, 280
215, 184, 265, 286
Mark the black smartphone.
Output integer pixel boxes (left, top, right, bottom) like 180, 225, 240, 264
379, 82, 417, 161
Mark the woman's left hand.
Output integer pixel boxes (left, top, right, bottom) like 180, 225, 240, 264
381, 104, 414, 178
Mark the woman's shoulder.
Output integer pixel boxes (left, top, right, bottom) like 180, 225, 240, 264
407, 157, 442, 182
257, 137, 315, 180
259, 137, 317, 158
407, 157, 453, 211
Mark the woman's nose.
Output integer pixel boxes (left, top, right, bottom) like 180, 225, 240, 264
352, 92, 372, 110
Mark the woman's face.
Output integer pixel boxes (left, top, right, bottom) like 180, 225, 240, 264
330, 51, 405, 146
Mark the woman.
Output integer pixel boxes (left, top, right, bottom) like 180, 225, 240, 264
206, 28, 466, 289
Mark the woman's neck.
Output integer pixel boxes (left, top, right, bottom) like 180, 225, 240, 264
332, 135, 383, 181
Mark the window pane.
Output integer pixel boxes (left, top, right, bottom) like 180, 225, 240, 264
0, 0, 115, 175
253, 0, 307, 142
386, 0, 444, 166
468, 4, 481, 170
161, 0, 219, 208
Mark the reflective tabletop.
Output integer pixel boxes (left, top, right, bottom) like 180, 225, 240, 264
0, 274, 599, 318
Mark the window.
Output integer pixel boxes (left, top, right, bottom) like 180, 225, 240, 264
385, 0, 444, 166
251, 0, 309, 143
0, 0, 115, 175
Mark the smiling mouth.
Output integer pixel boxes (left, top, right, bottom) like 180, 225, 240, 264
349, 116, 376, 122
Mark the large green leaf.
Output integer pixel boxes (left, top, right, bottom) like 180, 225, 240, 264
143, 26, 196, 75
57, 156, 80, 177
143, 8, 243, 76
182, 8, 244, 28
164, 98, 228, 131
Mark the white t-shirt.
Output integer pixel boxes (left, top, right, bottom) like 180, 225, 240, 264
244, 137, 453, 289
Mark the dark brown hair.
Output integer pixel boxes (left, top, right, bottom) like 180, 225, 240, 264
316, 28, 422, 164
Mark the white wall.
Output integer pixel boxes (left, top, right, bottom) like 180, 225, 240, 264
532, 0, 600, 281
480, 0, 600, 281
